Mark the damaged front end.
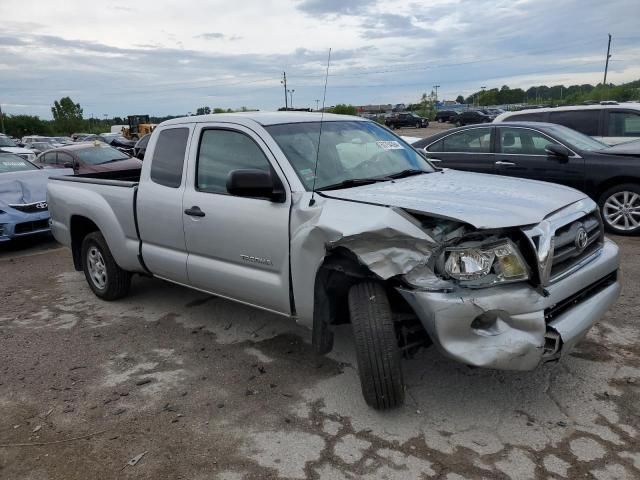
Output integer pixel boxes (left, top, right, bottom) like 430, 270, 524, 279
291, 193, 620, 371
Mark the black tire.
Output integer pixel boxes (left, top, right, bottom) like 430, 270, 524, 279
598, 183, 640, 235
81, 231, 131, 300
415, 122, 421, 129
455, 120, 463, 127
348, 282, 404, 409
437, 118, 443, 123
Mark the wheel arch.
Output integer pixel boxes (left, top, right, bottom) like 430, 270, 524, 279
595, 177, 640, 201
70, 215, 100, 271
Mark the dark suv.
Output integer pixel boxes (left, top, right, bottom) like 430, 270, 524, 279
435, 110, 459, 123
455, 109, 495, 126
385, 112, 429, 129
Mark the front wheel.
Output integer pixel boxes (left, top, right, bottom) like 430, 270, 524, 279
415, 122, 421, 129
599, 184, 640, 235
348, 282, 405, 409
81, 231, 132, 300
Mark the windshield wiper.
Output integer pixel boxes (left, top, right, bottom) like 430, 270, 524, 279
387, 169, 427, 179
317, 177, 390, 191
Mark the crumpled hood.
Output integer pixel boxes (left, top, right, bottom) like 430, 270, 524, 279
0, 168, 72, 206
322, 169, 587, 229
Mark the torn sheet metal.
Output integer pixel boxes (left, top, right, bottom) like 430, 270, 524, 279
328, 230, 436, 279
289, 192, 442, 329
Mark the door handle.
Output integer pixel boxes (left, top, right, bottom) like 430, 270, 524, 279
428, 158, 442, 163
184, 206, 205, 217
495, 160, 516, 166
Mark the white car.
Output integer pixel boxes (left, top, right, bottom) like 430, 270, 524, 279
0, 135, 37, 162
494, 103, 640, 145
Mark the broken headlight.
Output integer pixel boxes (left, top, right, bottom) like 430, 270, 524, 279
444, 240, 529, 286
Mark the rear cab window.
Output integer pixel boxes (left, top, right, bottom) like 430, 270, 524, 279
150, 128, 190, 188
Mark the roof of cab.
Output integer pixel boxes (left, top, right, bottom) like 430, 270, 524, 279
159, 111, 367, 127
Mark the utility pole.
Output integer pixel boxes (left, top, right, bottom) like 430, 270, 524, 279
0, 104, 4, 134
433, 85, 440, 104
480, 86, 486, 106
315, 99, 320, 111
281, 72, 288, 110
603, 33, 612, 85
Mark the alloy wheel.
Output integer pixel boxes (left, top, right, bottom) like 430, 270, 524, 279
603, 190, 640, 231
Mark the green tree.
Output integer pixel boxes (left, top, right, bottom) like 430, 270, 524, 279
196, 106, 211, 115
455, 95, 465, 104
3, 114, 52, 138
51, 97, 83, 134
328, 104, 357, 115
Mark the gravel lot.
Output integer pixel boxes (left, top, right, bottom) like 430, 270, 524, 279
1, 228, 639, 479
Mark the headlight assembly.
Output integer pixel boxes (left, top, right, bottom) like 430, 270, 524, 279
444, 239, 529, 286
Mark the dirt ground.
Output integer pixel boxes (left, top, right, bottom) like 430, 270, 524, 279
1, 232, 639, 480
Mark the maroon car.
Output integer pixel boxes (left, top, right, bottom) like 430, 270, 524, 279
33, 142, 142, 174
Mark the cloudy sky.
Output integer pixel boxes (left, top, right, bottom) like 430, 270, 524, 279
2, 0, 639, 118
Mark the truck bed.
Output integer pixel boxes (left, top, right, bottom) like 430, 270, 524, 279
47, 168, 145, 273
50, 168, 141, 186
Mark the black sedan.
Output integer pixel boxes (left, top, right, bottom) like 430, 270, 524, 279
454, 109, 495, 126
412, 122, 640, 235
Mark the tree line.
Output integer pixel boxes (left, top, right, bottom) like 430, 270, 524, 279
460, 79, 640, 106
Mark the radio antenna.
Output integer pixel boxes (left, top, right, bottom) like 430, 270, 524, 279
309, 47, 331, 206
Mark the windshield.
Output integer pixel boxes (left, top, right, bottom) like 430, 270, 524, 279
0, 137, 17, 147
0, 154, 39, 173
547, 124, 609, 151
265, 121, 434, 190
77, 145, 130, 165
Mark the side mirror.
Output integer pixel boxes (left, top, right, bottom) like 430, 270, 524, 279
63, 162, 74, 169
226, 169, 284, 202
545, 144, 571, 161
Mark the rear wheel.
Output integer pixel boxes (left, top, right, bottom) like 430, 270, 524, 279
348, 282, 405, 409
81, 231, 131, 300
599, 184, 640, 235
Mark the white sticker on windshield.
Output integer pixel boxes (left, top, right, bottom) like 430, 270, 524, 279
376, 141, 404, 150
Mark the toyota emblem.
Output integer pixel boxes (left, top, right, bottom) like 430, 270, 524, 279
35, 202, 47, 209
575, 227, 588, 251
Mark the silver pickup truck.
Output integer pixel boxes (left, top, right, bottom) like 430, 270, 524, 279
48, 112, 621, 409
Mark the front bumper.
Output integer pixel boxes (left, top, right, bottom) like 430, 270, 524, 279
0, 212, 51, 242
398, 239, 620, 370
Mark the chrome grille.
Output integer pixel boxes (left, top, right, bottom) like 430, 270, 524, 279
522, 202, 605, 286
549, 212, 603, 281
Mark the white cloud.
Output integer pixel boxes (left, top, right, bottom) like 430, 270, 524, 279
1, 0, 638, 117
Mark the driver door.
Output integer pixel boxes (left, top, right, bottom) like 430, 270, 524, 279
182, 124, 292, 315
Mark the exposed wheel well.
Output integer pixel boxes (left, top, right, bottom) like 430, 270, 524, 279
70, 216, 99, 271
312, 248, 429, 355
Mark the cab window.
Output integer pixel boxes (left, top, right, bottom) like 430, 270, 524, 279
150, 128, 189, 188
197, 129, 271, 195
